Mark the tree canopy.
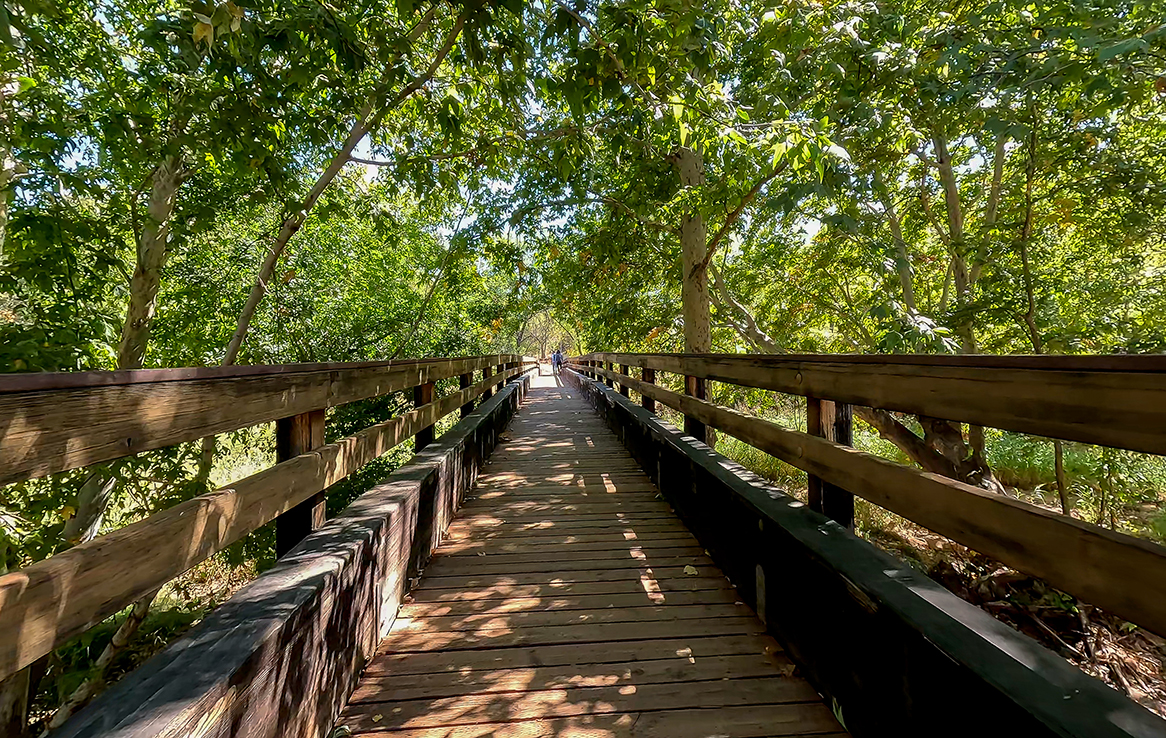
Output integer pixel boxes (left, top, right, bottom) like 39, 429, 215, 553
1, 0, 1165, 725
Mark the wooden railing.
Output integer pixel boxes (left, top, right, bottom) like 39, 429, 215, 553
569, 352, 1166, 638
0, 355, 536, 684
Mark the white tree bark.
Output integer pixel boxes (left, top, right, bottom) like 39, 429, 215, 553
116, 156, 185, 370
873, 170, 916, 314
673, 146, 710, 354
221, 6, 452, 365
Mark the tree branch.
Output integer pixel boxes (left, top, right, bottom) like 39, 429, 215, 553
691, 162, 787, 279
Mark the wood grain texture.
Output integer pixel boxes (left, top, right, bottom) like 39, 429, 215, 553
0, 367, 533, 681
334, 372, 841, 738
566, 368, 1166, 738
575, 352, 1166, 454
581, 364, 1166, 638
0, 356, 534, 486
53, 375, 532, 738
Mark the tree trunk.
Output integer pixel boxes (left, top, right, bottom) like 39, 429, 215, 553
1055, 440, 1069, 515
50, 153, 186, 728
852, 407, 959, 477
221, 7, 457, 366
0, 81, 25, 260
117, 156, 185, 370
873, 170, 916, 314
673, 146, 713, 445
0, 148, 19, 260
195, 9, 461, 479
61, 470, 118, 544
1015, 112, 1070, 516
709, 265, 783, 354
930, 132, 1005, 492
932, 132, 975, 352
673, 146, 710, 355
46, 590, 159, 732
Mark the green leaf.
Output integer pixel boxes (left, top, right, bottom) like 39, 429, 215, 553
1098, 38, 1147, 62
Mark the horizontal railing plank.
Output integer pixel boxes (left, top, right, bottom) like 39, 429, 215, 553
577, 353, 1166, 455
565, 368, 1166, 738
0, 365, 531, 681
576, 365, 1166, 638
0, 356, 526, 394
0, 355, 529, 486
53, 377, 530, 738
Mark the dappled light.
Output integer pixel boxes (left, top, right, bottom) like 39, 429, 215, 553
334, 373, 841, 736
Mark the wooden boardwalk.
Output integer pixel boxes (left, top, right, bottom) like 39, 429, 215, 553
336, 370, 846, 737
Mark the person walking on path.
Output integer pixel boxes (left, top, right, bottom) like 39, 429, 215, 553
551, 349, 563, 374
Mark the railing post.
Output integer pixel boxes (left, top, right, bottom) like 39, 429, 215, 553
807, 397, 855, 530
604, 361, 614, 388
1, 666, 31, 738
684, 375, 707, 443
618, 364, 630, 397
641, 367, 656, 412
482, 364, 493, 399
459, 372, 474, 418
275, 408, 326, 558
414, 381, 435, 451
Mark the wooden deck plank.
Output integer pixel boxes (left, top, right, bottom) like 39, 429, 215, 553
337, 372, 844, 737
399, 589, 743, 618
350, 652, 794, 702
341, 678, 823, 730
364, 634, 788, 676
343, 705, 844, 737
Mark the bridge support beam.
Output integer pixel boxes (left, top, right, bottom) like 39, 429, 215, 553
459, 372, 474, 418
275, 408, 327, 558
414, 381, 435, 451
618, 364, 630, 397
641, 367, 655, 412
684, 374, 707, 444
806, 397, 854, 530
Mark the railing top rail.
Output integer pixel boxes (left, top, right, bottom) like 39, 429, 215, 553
0, 354, 529, 394
578, 351, 1166, 373
0, 355, 536, 487
0, 365, 535, 683
571, 351, 1166, 455
568, 361, 1166, 639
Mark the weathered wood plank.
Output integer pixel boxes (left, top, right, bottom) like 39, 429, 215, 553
52, 375, 532, 738
387, 602, 748, 633
567, 367, 1166, 738
363, 633, 784, 677
349, 652, 791, 703
576, 353, 1166, 454
0, 366, 530, 681
275, 409, 328, 558
582, 364, 1166, 638
396, 589, 743, 618
339, 677, 821, 731
347, 705, 844, 738
0, 356, 533, 486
